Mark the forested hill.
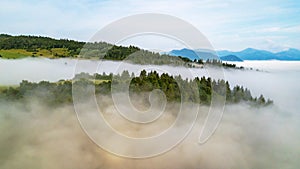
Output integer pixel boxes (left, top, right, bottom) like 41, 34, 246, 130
0, 34, 93, 58
0, 34, 242, 68
0, 34, 85, 50
0, 34, 187, 65
0, 34, 175, 59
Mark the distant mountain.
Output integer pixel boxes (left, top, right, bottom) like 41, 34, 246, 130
218, 48, 275, 60
168, 48, 242, 61
220, 55, 243, 62
169, 48, 218, 61
169, 47, 300, 61
217, 48, 300, 61
217, 50, 232, 57
275, 48, 300, 60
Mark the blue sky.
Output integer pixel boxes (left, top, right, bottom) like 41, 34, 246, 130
0, 0, 299, 52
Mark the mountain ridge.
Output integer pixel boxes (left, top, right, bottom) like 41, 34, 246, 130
220, 55, 243, 62
168, 48, 300, 61
217, 48, 300, 60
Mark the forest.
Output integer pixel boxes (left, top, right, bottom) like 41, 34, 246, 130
0, 70, 272, 107
0, 34, 243, 69
0, 34, 85, 57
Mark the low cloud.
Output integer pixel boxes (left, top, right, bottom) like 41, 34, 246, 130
0, 95, 299, 169
0, 60, 299, 168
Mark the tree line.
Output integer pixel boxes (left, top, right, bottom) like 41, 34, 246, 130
0, 70, 273, 107
0, 34, 85, 56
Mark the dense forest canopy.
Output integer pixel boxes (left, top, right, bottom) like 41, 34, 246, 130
0, 34, 85, 50
0, 34, 85, 57
0, 34, 90, 58
0, 70, 272, 107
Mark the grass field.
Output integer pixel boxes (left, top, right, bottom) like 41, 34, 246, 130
0, 48, 73, 59
0, 85, 18, 92
0, 49, 30, 59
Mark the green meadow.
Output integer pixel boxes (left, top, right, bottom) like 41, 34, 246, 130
0, 48, 72, 59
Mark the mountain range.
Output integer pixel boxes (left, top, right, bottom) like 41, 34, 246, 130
168, 48, 300, 61
168, 48, 218, 61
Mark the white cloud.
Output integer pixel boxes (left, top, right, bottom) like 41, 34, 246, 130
0, 0, 299, 51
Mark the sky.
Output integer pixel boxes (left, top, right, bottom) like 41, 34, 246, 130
0, 0, 300, 52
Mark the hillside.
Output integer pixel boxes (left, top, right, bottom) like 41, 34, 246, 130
0, 34, 245, 69
0, 34, 116, 59
0, 34, 85, 58
0, 34, 193, 65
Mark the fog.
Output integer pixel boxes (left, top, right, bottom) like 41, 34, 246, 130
0, 59, 300, 168
0, 58, 209, 85
1, 58, 299, 110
